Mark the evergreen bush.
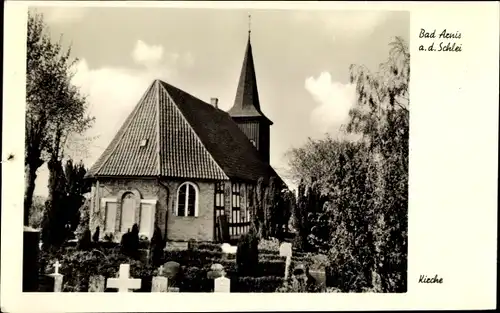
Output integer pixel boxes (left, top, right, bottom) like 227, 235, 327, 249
150, 225, 165, 267
92, 226, 100, 242
236, 230, 259, 277
77, 228, 92, 250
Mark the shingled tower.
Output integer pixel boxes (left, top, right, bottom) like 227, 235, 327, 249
228, 26, 273, 164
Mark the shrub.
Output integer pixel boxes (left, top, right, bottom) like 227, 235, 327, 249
258, 237, 280, 252
92, 226, 100, 242
180, 266, 211, 292
120, 224, 140, 259
150, 225, 165, 267
236, 231, 259, 277
77, 228, 92, 250
103, 232, 114, 242
232, 276, 284, 293
197, 242, 222, 252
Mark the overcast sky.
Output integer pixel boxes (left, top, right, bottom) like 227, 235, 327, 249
30, 6, 409, 196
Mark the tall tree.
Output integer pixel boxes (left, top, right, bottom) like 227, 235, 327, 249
287, 37, 409, 292
347, 36, 409, 292
64, 159, 91, 232
25, 11, 93, 225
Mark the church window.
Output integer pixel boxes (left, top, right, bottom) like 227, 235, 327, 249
176, 182, 198, 217
215, 182, 225, 218
230, 183, 243, 235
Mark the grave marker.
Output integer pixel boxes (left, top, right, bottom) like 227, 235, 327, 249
152, 265, 169, 292
46, 260, 64, 292
214, 274, 230, 293
106, 264, 141, 293
279, 242, 293, 281
53, 260, 61, 274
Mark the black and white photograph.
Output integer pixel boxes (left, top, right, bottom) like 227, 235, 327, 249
21, 6, 409, 294
2, 1, 498, 311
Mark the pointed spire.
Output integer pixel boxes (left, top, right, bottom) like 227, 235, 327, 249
228, 22, 273, 125
248, 14, 251, 37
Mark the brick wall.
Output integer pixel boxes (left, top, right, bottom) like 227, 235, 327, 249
89, 177, 256, 243
90, 178, 160, 242
165, 180, 215, 242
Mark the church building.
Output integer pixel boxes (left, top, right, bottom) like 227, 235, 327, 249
85, 31, 281, 243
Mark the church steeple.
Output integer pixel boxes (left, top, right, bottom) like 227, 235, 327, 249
228, 22, 272, 125
228, 20, 273, 164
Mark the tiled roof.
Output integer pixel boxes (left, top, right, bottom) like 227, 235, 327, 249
228, 35, 273, 125
87, 79, 279, 182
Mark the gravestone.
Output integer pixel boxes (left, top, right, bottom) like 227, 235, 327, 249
152, 265, 169, 292
23, 226, 40, 292
45, 260, 64, 292
217, 215, 230, 243
163, 261, 180, 279
88, 275, 105, 292
214, 274, 230, 293
308, 269, 327, 291
106, 264, 141, 292
279, 242, 293, 281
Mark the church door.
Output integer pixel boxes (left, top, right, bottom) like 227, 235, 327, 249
121, 193, 136, 233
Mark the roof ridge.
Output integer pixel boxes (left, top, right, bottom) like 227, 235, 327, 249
94, 81, 156, 176
157, 82, 229, 180
158, 80, 230, 114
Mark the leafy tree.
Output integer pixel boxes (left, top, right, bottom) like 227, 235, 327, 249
25, 11, 94, 225
287, 37, 409, 292
347, 36, 409, 292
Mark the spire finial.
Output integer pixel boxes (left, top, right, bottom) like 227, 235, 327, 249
248, 14, 251, 37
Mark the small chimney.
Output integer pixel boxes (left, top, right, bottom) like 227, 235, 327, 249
210, 97, 219, 108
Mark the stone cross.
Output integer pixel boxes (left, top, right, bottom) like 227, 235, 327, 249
279, 242, 293, 281
47, 260, 63, 292
158, 265, 165, 276
106, 264, 141, 293
214, 273, 230, 293
53, 260, 61, 274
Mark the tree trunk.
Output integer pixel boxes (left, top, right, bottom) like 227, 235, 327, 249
24, 164, 39, 226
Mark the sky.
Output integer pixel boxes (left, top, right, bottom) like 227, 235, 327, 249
29, 6, 409, 196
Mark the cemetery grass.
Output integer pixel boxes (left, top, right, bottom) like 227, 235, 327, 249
37, 241, 324, 293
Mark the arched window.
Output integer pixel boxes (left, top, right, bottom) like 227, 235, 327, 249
176, 182, 199, 217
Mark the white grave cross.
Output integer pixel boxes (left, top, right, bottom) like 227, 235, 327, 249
158, 265, 165, 276
106, 264, 141, 293
53, 260, 61, 275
